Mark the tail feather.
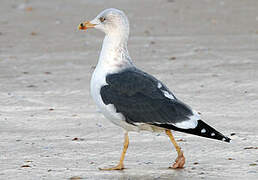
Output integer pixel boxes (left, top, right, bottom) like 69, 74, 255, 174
153, 120, 231, 142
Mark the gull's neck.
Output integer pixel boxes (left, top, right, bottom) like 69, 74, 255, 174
96, 33, 134, 73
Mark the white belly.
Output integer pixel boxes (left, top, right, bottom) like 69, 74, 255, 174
90, 66, 138, 131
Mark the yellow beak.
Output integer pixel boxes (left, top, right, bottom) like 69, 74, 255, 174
78, 21, 96, 30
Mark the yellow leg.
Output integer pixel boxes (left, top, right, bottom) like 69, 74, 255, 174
165, 130, 185, 169
99, 132, 129, 170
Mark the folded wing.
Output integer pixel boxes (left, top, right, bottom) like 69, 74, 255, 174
100, 68, 198, 129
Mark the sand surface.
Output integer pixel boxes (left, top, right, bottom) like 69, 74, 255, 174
0, 0, 258, 179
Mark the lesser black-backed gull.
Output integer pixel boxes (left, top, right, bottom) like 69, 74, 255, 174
78, 8, 230, 170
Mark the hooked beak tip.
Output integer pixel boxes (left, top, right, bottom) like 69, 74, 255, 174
78, 21, 96, 31
78, 23, 86, 30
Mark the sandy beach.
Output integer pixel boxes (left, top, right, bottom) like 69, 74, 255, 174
0, 0, 258, 179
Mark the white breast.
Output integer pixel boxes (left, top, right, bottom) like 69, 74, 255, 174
90, 35, 137, 131
90, 65, 139, 131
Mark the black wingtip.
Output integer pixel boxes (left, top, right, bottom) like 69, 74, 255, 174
224, 136, 231, 143
152, 120, 231, 143
194, 120, 231, 143
222, 135, 231, 143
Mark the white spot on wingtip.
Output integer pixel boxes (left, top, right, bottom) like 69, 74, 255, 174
211, 133, 215, 136
222, 138, 226, 141
157, 82, 162, 88
201, 128, 206, 133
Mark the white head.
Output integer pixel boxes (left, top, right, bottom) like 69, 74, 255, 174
78, 8, 129, 39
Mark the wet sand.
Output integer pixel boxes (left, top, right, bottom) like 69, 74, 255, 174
0, 0, 258, 179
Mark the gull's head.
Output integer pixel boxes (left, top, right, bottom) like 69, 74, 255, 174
78, 8, 129, 37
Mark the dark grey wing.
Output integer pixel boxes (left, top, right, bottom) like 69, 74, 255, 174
100, 68, 194, 126
100, 68, 231, 142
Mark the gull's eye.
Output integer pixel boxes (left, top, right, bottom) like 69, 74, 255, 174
99, 17, 106, 23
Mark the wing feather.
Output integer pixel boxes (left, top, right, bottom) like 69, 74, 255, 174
100, 68, 197, 129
